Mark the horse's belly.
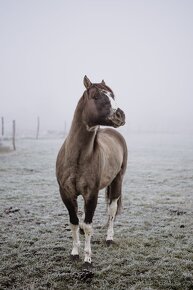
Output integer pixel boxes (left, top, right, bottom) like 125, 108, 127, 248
99, 174, 113, 189
99, 158, 122, 189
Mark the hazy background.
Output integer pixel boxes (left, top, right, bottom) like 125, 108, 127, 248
1, 0, 193, 135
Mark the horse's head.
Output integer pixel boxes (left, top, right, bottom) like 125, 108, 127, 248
82, 76, 125, 130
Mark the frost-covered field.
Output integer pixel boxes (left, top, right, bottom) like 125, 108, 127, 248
0, 133, 193, 290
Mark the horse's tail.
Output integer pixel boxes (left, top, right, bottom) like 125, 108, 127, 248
115, 192, 122, 215
105, 184, 122, 216
117, 193, 122, 215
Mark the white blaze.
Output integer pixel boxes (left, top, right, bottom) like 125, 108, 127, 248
102, 90, 118, 112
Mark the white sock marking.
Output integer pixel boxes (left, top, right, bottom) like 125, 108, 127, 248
70, 223, 80, 256
106, 198, 119, 241
82, 222, 93, 264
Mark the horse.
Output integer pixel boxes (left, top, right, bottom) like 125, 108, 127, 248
56, 76, 127, 266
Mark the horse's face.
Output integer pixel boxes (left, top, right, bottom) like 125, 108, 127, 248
83, 76, 125, 129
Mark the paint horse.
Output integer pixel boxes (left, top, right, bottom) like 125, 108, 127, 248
56, 76, 127, 266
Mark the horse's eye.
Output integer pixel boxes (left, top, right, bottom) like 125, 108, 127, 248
93, 94, 99, 100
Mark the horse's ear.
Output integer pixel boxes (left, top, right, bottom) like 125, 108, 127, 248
84, 75, 92, 89
101, 79, 106, 85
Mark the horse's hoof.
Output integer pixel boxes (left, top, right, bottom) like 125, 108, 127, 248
106, 240, 113, 247
83, 262, 92, 269
70, 254, 79, 261
79, 228, 84, 235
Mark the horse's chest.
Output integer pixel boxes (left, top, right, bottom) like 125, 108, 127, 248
75, 167, 99, 194
62, 164, 99, 195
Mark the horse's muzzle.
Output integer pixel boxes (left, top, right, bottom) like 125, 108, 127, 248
108, 108, 125, 127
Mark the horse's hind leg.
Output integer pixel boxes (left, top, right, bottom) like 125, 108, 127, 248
106, 197, 119, 245
106, 172, 123, 245
59, 187, 80, 259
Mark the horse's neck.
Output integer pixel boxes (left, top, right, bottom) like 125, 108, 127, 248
66, 103, 97, 162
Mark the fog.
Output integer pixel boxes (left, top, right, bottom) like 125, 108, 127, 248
1, 0, 193, 135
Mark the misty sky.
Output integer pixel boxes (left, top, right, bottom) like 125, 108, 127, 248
0, 0, 193, 134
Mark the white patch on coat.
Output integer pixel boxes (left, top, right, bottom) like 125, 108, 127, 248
86, 124, 99, 132
82, 222, 93, 264
70, 223, 80, 256
102, 90, 118, 112
106, 198, 119, 241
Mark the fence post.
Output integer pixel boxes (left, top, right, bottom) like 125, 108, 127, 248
12, 120, 16, 150
36, 116, 40, 139
1, 117, 4, 136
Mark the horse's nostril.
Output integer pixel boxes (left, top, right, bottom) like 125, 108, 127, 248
116, 111, 121, 119
115, 108, 122, 119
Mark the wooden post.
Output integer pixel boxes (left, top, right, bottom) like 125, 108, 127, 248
1, 117, 4, 136
12, 120, 16, 150
36, 116, 40, 139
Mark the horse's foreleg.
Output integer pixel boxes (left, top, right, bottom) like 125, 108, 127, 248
60, 188, 80, 259
106, 197, 119, 245
82, 193, 98, 265
81, 222, 93, 264
68, 202, 80, 259
70, 223, 80, 258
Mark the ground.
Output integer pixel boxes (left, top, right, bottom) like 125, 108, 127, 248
0, 133, 193, 290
